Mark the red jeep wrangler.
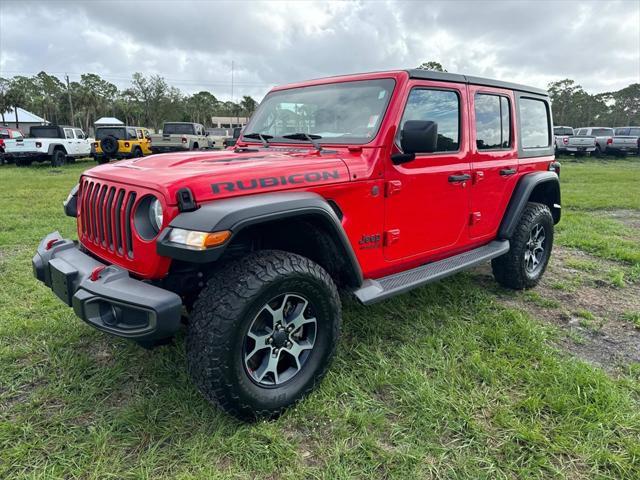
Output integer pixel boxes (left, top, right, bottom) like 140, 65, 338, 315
33, 70, 560, 420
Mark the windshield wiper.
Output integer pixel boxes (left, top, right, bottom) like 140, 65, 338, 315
282, 133, 323, 151
242, 132, 273, 147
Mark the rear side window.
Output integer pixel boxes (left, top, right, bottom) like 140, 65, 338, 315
519, 98, 550, 149
400, 88, 460, 152
630, 128, 640, 136
30, 126, 60, 138
474, 94, 511, 149
127, 128, 137, 139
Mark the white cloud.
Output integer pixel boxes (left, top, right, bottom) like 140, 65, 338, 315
0, 0, 638, 101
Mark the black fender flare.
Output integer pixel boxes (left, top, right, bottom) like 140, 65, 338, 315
498, 171, 561, 239
157, 191, 363, 285
47, 143, 67, 156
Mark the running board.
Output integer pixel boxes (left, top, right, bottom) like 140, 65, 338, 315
353, 240, 510, 305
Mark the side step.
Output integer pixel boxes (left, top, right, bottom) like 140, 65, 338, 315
353, 240, 510, 305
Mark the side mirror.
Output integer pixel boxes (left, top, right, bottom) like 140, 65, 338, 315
392, 120, 438, 165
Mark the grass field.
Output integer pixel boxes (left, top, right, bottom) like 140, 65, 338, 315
1, 157, 639, 479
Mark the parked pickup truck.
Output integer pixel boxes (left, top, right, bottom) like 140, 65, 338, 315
150, 122, 213, 153
553, 126, 574, 154
610, 126, 640, 156
574, 127, 614, 156
0, 126, 24, 164
4, 125, 92, 166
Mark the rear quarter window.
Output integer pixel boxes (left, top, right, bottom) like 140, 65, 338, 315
519, 98, 550, 149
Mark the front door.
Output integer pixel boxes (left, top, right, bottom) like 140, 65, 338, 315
384, 82, 471, 261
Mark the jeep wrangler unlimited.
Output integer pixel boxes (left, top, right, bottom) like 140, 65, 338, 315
33, 70, 560, 420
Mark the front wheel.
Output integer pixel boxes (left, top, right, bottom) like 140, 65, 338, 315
492, 202, 554, 289
187, 250, 341, 420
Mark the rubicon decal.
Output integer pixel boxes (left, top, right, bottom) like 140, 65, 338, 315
211, 170, 342, 194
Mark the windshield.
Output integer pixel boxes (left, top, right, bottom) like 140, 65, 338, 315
163, 123, 195, 135
30, 127, 60, 138
243, 78, 395, 145
96, 128, 127, 140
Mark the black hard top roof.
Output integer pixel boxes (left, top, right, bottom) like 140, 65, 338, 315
406, 69, 548, 96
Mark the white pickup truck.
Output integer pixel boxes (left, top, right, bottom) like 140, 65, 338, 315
4, 125, 92, 166
610, 127, 640, 156
149, 122, 213, 153
554, 126, 596, 156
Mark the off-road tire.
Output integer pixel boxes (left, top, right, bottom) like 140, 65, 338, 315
187, 250, 341, 420
133, 147, 143, 158
492, 202, 554, 290
51, 149, 66, 167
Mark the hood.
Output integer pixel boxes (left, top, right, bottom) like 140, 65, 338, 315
83, 148, 352, 205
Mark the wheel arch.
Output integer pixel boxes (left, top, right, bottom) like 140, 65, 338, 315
47, 143, 68, 155
157, 192, 363, 288
498, 171, 560, 239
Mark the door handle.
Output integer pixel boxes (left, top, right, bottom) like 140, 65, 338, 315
448, 174, 471, 183
500, 168, 517, 176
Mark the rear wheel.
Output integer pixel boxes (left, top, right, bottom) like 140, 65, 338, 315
593, 144, 602, 157
187, 250, 341, 420
51, 149, 66, 167
492, 202, 554, 289
133, 147, 143, 158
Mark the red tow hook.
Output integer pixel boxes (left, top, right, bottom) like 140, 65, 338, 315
45, 239, 61, 250
89, 266, 107, 282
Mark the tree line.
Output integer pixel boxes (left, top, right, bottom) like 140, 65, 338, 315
417, 61, 640, 128
1, 67, 638, 133
0, 71, 258, 132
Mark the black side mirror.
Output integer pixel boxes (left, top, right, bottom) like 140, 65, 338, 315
392, 120, 438, 165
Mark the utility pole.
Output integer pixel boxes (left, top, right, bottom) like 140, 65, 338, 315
65, 74, 75, 127
231, 60, 234, 103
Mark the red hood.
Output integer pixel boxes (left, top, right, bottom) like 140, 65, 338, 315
82, 148, 351, 205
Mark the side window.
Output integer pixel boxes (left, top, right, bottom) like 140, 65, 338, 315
519, 98, 550, 149
144, 129, 151, 138
399, 88, 460, 152
136, 129, 144, 139
12, 130, 23, 139
616, 128, 629, 136
474, 94, 511, 150
64, 128, 75, 139
576, 129, 586, 136
74, 129, 84, 139
127, 128, 137, 139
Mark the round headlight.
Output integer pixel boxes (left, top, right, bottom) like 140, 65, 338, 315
149, 198, 163, 232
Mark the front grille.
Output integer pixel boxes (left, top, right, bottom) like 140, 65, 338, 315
80, 179, 137, 259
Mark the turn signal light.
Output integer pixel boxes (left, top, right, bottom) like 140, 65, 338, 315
168, 228, 231, 249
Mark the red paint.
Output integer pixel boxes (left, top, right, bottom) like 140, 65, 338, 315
89, 266, 106, 281
75, 70, 553, 282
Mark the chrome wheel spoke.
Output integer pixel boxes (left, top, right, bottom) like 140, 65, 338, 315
245, 331, 271, 362
284, 339, 314, 370
255, 350, 281, 384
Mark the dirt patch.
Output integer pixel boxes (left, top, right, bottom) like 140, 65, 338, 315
601, 209, 640, 232
472, 246, 640, 373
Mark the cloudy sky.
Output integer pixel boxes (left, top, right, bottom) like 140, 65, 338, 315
0, 0, 638, 101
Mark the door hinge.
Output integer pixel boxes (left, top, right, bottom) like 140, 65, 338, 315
384, 229, 401, 246
385, 180, 402, 197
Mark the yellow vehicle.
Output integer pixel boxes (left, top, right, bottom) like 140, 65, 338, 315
92, 126, 152, 163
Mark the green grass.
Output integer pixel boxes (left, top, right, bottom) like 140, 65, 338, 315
1, 159, 639, 479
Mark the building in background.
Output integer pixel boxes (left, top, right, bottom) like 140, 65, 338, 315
0, 107, 49, 135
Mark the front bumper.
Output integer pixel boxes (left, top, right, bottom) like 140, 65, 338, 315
33, 232, 182, 342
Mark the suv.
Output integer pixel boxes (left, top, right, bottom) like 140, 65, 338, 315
92, 126, 152, 163
33, 70, 561, 420
4, 125, 91, 166
0, 126, 24, 164
149, 122, 212, 153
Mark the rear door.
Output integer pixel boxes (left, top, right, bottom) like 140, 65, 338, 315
468, 86, 518, 240
383, 80, 471, 261
63, 128, 77, 154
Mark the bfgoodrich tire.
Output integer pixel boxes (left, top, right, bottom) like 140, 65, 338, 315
187, 250, 341, 420
51, 149, 66, 167
492, 202, 554, 290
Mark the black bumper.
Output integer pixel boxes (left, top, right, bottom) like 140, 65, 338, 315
33, 232, 182, 342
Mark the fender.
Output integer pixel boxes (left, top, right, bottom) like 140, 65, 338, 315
498, 171, 561, 239
157, 191, 363, 285
47, 143, 67, 156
